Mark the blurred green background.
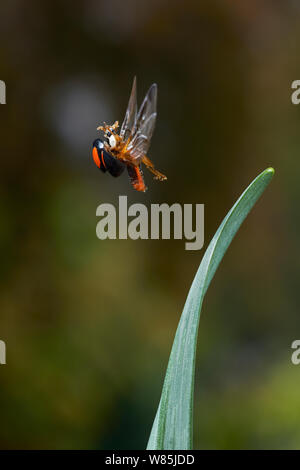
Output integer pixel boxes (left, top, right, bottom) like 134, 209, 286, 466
0, 0, 299, 449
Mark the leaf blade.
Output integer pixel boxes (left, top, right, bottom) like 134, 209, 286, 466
147, 167, 275, 450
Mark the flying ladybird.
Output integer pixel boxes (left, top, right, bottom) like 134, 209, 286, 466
92, 77, 167, 192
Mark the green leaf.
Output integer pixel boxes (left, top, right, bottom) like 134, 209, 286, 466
147, 167, 275, 450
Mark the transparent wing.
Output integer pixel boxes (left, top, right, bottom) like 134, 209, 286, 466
120, 77, 137, 141
127, 83, 157, 162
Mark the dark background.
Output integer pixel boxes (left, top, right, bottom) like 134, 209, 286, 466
0, 0, 299, 449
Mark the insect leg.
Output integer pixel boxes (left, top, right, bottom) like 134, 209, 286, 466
127, 165, 147, 192
142, 156, 167, 181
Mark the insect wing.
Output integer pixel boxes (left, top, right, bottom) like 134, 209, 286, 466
127, 83, 157, 162
120, 77, 137, 141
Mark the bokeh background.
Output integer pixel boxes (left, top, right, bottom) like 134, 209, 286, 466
0, 0, 299, 449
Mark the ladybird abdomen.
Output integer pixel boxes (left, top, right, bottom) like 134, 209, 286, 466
102, 151, 125, 177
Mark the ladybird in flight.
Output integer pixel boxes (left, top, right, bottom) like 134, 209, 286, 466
92, 77, 167, 192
